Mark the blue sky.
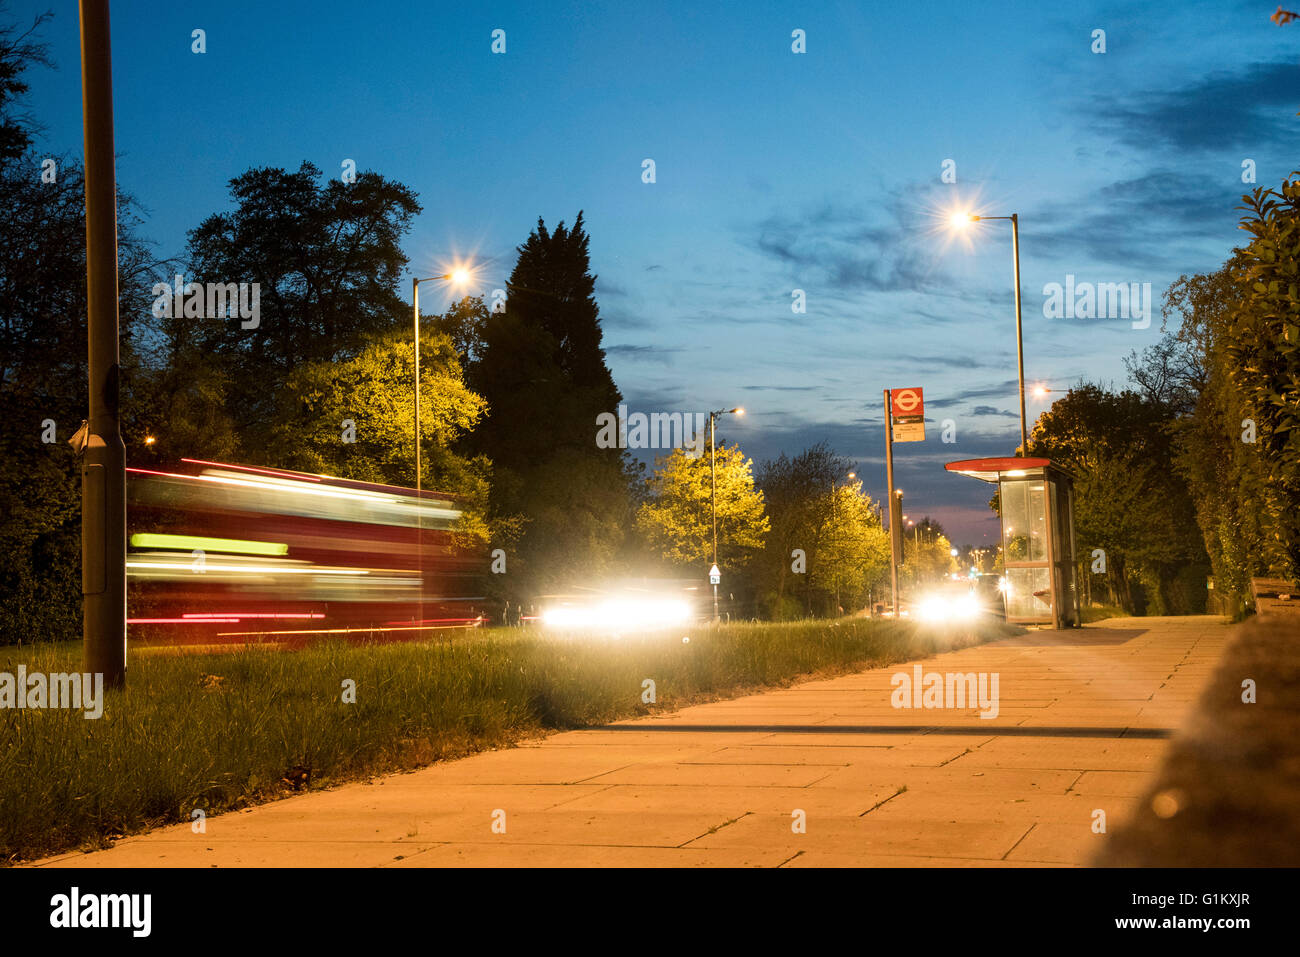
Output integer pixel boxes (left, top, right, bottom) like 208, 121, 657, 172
12, 0, 1297, 542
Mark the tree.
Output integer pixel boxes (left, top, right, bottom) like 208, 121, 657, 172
1144, 264, 1268, 613
754, 443, 888, 618
435, 295, 492, 367
166, 162, 420, 458
0, 9, 48, 164
1227, 176, 1300, 580
265, 326, 495, 546
1025, 384, 1208, 614
901, 518, 958, 590
636, 444, 769, 574
0, 10, 158, 643
467, 213, 633, 596
822, 481, 891, 614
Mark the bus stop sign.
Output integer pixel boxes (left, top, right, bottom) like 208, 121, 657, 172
891, 388, 925, 442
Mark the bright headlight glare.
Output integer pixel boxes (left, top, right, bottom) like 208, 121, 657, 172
918, 592, 980, 624
541, 598, 691, 630
918, 597, 949, 623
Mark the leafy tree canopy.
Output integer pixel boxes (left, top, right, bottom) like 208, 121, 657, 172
637, 443, 769, 572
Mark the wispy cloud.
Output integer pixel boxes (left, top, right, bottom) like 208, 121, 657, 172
1092, 58, 1300, 153
605, 343, 685, 364
1029, 171, 1244, 271
927, 379, 1022, 408
749, 189, 976, 296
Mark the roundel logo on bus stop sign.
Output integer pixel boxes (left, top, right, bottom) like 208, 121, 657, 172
892, 388, 923, 418
890, 387, 926, 442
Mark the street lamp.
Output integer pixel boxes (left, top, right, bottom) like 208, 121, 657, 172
708, 406, 744, 620
887, 490, 905, 615
949, 210, 1028, 455
831, 470, 856, 521
830, 470, 856, 615
412, 264, 474, 636
412, 265, 475, 492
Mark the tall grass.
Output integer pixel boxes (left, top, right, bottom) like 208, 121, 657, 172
0, 617, 1016, 863
1079, 604, 1128, 623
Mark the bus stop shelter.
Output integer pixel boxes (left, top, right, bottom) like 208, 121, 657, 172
945, 457, 1080, 629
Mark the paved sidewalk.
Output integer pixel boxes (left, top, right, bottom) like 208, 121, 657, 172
34, 615, 1229, 868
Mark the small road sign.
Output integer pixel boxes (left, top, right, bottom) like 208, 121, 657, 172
709, 564, 721, 585
891, 387, 926, 442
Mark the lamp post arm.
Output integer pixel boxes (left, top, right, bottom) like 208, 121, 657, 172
413, 278, 421, 493
1011, 213, 1027, 455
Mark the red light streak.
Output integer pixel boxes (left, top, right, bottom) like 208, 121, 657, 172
182, 612, 325, 619
129, 617, 240, 624
181, 458, 322, 481
217, 621, 479, 637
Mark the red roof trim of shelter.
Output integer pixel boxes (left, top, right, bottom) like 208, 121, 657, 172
944, 457, 1054, 483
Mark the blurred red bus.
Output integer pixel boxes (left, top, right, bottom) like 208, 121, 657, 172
126, 458, 485, 647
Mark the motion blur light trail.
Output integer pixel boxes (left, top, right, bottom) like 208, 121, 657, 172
128, 533, 289, 556
125, 460, 483, 647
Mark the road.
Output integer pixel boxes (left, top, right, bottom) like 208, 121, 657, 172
33, 615, 1229, 868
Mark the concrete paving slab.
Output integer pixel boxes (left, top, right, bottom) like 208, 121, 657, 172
683, 813, 1034, 861
39, 840, 432, 868
1067, 770, 1158, 797
386, 841, 790, 868
1005, 822, 1109, 864
550, 783, 904, 816
584, 761, 840, 787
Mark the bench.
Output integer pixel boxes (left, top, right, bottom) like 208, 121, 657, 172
1251, 578, 1300, 619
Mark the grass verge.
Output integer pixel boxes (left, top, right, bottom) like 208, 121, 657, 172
1, 616, 1018, 863
1079, 604, 1127, 624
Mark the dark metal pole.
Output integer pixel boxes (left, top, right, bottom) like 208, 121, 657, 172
884, 390, 900, 617
412, 278, 426, 631
413, 278, 421, 492
78, 0, 126, 688
831, 478, 837, 614
710, 412, 718, 620
1011, 213, 1027, 455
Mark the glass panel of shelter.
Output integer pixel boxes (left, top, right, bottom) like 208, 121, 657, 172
1001, 476, 1054, 621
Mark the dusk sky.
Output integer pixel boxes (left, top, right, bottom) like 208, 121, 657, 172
14, 0, 1297, 543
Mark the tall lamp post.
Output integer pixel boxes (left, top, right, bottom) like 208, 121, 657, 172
412, 266, 473, 492
888, 489, 903, 616
830, 470, 855, 615
411, 266, 472, 633
950, 211, 1028, 454
78, 0, 126, 687
708, 406, 744, 620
